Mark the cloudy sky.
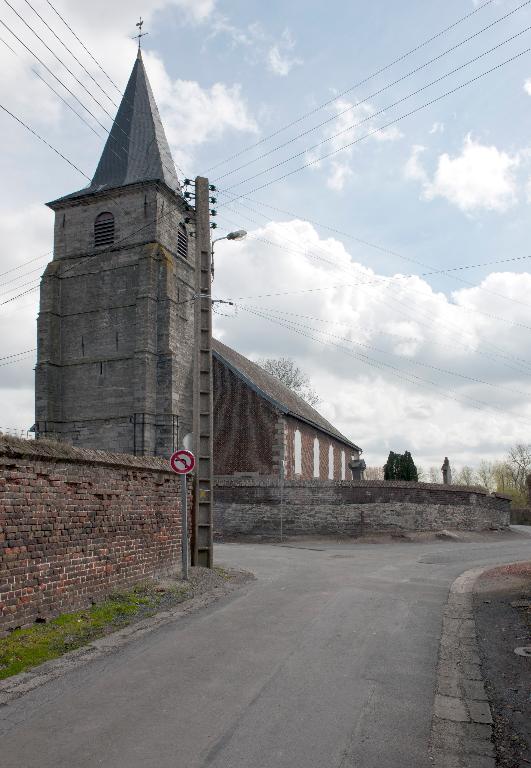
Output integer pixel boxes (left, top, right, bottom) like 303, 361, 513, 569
1, 0, 531, 471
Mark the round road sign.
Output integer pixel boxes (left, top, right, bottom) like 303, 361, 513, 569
170, 449, 196, 475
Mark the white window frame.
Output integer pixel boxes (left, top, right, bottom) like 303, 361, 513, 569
313, 438, 320, 478
341, 450, 346, 480
294, 429, 302, 475
328, 444, 334, 480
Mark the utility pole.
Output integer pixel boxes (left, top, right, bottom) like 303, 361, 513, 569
192, 176, 214, 567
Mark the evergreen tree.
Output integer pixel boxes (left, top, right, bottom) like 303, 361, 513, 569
383, 450, 418, 481
383, 451, 398, 480
401, 451, 418, 481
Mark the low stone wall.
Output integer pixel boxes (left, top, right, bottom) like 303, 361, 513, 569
214, 477, 510, 540
0, 436, 182, 633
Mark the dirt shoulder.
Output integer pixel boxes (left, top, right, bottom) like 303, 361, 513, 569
474, 562, 531, 768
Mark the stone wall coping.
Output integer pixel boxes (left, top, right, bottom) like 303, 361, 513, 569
491, 491, 514, 501
213, 475, 491, 496
0, 434, 175, 473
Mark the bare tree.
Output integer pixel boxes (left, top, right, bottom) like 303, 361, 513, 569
365, 466, 384, 481
428, 466, 440, 483
258, 357, 321, 406
507, 443, 531, 495
476, 460, 495, 492
455, 465, 476, 486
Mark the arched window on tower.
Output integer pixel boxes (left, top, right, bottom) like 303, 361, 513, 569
94, 212, 115, 247
177, 224, 188, 259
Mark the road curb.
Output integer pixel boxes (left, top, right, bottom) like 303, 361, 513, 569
429, 566, 497, 768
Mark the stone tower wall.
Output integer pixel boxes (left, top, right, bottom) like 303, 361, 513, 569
36, 182, 195, 457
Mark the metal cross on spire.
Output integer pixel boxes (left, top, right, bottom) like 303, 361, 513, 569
133, 17, 148, 50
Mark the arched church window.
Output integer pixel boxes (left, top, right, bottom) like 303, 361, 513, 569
177, 224, 188, 259
294, 429, 302, 475
313, 438, 320, 478
328, 444, 334, 480
94, 212, 115, 247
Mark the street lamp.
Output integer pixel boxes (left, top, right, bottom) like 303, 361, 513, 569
211, 229, 247, 279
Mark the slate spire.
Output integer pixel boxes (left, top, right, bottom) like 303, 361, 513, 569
90, 50, 180, 195
49, 52, 180, 204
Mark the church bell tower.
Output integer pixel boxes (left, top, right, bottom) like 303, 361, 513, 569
35, 51, 195, 456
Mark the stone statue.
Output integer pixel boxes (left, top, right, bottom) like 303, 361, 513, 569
349, 458, 366, 481
441, 457, 452, 485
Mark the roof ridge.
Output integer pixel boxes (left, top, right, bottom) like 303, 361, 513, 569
212, 338, 360, 451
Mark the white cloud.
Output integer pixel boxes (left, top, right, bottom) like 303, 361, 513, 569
211, 218, 531, 467
524, 79, 531, 96
429, 122, 445, 135
267, 29, 302, 77
142, 53, 257, 172
308, 99, 402, 191
0, 1, 257, 179
405, 135, 520, 212
2, 215, 531, 467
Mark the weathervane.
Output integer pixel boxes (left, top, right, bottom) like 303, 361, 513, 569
133, 17, 148, 50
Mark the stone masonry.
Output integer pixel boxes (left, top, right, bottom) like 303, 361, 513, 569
0, 436, 183, 634
214, 477, 511, 539
35, 52, 195, 457
36, 183, 194, 456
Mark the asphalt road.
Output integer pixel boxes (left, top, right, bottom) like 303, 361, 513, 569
1, 531, 530, 768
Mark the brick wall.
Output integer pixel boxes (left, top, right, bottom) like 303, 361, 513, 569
0, 436, 183, 634
283, 416, 359, 481
214, 477, 511, 539
213, 357, 279, 476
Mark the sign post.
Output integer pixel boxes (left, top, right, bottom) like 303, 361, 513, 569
170, 449, 196, 580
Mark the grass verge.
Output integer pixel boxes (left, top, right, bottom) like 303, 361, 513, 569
0, 580, 192, 681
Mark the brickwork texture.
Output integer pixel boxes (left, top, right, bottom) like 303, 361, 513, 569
214, 478, 510, 539
0, 436, 182, 634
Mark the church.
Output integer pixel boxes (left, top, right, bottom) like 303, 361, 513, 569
35, 51, 361, 480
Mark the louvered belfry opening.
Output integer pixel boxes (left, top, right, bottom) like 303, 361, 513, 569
177, 224, 188, 259
94, 212, 115, 247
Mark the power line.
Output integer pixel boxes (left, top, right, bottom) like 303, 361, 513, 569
240, 303, 531, 396
0, 18, 111, 135
238, 304, 531, 379
215, 0, 531, 181
0, 348, 36, 362
3, 0, 117, 122
21, 0, 118, 108
0, 176, 195, 308
1, 13, 185, 190
0, 251, 50, 279
0, 102, 90, 178
215, 208, 531, 375
0, 34, 104, 139
44, 0, 121, 94
219, 197, 531, 310
0, 286, 39, 306
218, 43, 531, 198
0, 264, 48, 291
207, 0, 498, 172
216, 208, 531, 334
240, 305, 529, 425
